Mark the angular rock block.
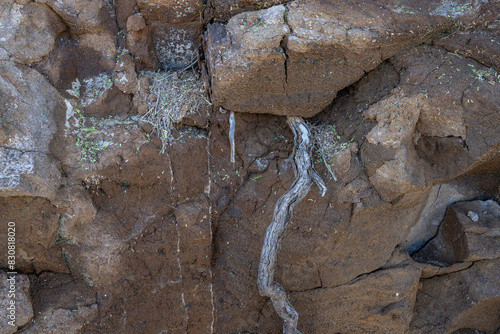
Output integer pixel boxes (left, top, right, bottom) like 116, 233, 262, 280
410, 258, 500, 333
37, 0, 117, 35
113, 53, 137, 93
0, 61, 62, 198
205, 0, 495, 117
126, 14, 159, 70
291, 266, 421, 333
0, 2, 65, 65
414, 200, 500, 266
0, 149, 61, 199
361, 45, 500, 201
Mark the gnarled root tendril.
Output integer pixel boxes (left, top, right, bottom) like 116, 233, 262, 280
257, 116, 326, 334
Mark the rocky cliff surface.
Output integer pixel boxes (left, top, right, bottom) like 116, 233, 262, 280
1, 0, 499, 333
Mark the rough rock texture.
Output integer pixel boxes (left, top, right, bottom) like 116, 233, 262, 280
410, 258, 500, 334
0, 197, 68, 273
133, 0, 203, 70
0, 271, 33, 333
0, 61, 62, 199
1, 0, 500, 333
36, 0, 119, 76
112, 53, 137, 93
137, 0, 202, 23
150, 21, 202, 70
206, 0, 497, 117
20, 272, 98, 334
414, 200, 500, 266
362, 45, 500, 204
205, 0, 289, 22
126, 13, 159, 71
290, 264, 421, 333
0, 1, 66, 65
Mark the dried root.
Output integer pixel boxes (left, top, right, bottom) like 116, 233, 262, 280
257, 116, 326, 334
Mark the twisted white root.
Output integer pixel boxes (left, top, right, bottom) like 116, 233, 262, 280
229, 111, 236, 163
257, 116, 326, 334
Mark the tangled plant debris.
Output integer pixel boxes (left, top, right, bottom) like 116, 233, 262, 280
141, 69, 209, 153
310, 123, 352, 181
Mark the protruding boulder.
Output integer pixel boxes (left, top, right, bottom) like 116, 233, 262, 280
37, 0, 117, 35
361, 45, 500, 202
0, 2, 65, 65
206, 0, 495, 117
113, 53, 137, 93
0, 61, 62, 199
126, 14, 159, 70
414, 200, 500, 266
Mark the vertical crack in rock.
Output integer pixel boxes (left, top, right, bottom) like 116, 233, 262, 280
280, 5, 291, 93
257, 116, 326, 334
206, 121, 216, 334
174, 218, 189, 331
166, 151, 189, 331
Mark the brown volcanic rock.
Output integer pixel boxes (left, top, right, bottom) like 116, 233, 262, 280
0, 271, 33, 333
410, 258, 500, 334
414, 200, 500, 266
205, 0, 496, 117
21, 272, 98, 334
136, 0, 202, 23
0, 2, 65, 65
288, 265, 421, 333
0, 61, 63, 199
361, 45, 500, 202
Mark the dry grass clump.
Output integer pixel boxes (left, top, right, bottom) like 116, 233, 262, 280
309, 122, 351, 181
141, 69, 209, 153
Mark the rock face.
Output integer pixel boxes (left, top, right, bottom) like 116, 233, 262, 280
134, 0, 203, 70
410, 258, 500, 334
0, 271, 33, 333
291, 265, 421, 333
1, 0, 500, 333
0, 61, 62, 199
20, 272, 98, 334
0, 2, 65, 65
205, 0, 496, 117
414, 200, 500, 266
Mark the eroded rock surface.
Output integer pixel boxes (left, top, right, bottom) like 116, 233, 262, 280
0, 271, 33, 333
206, 0, 496, 117
20, 272, 98, 334
0, 2, 65, 65
414, 200, 500, 266
1, 0, 500, 333
410, 258, 500, 334
0, 61, 62, 198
